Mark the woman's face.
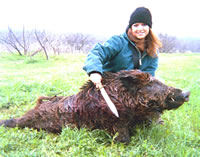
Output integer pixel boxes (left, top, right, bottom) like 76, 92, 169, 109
131, 23, 150, 40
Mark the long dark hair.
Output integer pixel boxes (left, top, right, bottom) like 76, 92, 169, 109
145, 29, 162, 57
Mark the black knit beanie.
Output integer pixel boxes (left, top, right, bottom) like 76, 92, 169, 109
128, 7, 152, 29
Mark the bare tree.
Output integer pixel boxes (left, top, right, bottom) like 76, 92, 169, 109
34, 30, 49, 60
63, 33, 97, 53
0, 27, 102, 56
30, 48, 42, 57
45, 33, 64, 55
0, 27, 32, 55
159, 33, 178, 53
179, 39, 200, 52
0, 28, 23, 55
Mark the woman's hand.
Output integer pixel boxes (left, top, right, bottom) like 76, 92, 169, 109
90, 73, 103, 89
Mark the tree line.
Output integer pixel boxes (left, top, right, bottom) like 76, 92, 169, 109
0, 27, 199, 60
158, 34, 200, 53
0, 27, 100, 60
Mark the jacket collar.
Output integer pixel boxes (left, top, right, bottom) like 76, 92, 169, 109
122, 32, 136, 46
122, 32, 148, 57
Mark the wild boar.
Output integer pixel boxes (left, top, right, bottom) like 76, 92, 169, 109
0, 70, 190, 144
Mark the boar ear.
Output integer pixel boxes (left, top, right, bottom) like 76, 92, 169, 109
119, 71, 151, 93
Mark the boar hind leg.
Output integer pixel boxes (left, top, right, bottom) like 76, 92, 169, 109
0, 109, 62, 133
0, 119, 17, 127
0, 108, 41, 129
0, 96, 64, 133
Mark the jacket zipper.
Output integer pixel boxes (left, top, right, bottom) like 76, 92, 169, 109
132, 44, 147, 66
133, 45, 142, 66
126, 35, 147, 67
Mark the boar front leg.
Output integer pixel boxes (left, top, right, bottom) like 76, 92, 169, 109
113, 123, 131, 144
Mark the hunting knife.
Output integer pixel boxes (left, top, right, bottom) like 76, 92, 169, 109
99, 86, 119, 117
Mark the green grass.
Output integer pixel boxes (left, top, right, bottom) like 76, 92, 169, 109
0, 53, 199, 157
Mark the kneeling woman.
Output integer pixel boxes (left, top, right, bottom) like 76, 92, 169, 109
83, 7, 162, 89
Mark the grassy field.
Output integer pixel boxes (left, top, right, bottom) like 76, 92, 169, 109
0, 53, 199, 157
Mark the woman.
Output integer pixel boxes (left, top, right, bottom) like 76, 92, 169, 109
83, 7, 162, 89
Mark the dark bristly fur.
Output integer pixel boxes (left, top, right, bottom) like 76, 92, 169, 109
0, 70, 190, 144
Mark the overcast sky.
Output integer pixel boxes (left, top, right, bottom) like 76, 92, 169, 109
0, 0, 199, 39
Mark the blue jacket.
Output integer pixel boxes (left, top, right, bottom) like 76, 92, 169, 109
83, 33, 158, 76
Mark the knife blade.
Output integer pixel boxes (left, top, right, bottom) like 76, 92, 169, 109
100, 87, 119, 117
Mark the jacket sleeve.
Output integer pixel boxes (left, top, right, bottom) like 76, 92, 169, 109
83, 35, 123, 75
142, 57, 159, 76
